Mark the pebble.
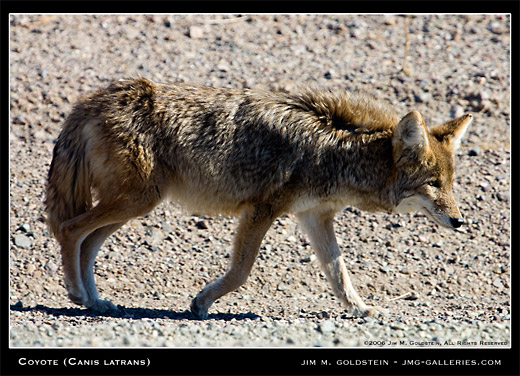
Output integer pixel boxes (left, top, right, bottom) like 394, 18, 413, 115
25, 264, 36, 274
45, 261, 59, 273
12, 115, 27, 125
318, 320, 336, 333
413, 91, 431, 103
479, 181, 489, 192
300, 254, 316, 263
13, 234, 32, 249
379, 265, 391, 274
161, 221, 174, 234
126, 28, 140, 40
496, 191, 509, 202
451, 106, 465, 118
189, 26, 204, 39
488, 22, 507, 35
383, 16, 396, 26
195, 220, 208, 230
18, 223, 31, 233
492, 278, 503, 288
468, 146, 482, 156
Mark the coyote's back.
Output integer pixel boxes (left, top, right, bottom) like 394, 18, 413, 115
45, 77, 471, 317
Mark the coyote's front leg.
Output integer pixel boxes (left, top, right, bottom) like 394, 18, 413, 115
296, 209, 387, 318
190, 204, 274, 319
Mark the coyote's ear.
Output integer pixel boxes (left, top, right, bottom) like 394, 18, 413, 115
430, 114, 473, 152
393, 110, 430, 161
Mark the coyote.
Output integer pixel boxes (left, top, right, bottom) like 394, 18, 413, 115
45, 77, 472, 318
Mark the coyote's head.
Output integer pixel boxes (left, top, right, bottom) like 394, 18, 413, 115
391, 111, 473, 229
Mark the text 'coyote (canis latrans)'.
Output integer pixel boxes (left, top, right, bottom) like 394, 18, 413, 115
45, 77, 472, 318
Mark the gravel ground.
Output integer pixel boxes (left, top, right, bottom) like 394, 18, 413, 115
9, 14, 511, 350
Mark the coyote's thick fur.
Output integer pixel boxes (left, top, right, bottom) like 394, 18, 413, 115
45, 77, 472, 317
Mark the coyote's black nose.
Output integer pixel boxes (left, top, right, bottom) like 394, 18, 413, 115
450, 217, 464, 228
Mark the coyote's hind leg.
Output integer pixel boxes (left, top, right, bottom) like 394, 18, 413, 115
79, 222, 125, 312
58, 193, 160, 312
296, 209, 387, 318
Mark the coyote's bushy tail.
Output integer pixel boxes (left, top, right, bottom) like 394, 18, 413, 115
45, 108, 93, 238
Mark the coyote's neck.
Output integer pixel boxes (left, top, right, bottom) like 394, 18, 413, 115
289, 130, 395, 213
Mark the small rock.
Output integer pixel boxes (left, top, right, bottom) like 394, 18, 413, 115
451, 106, 465, 118
433, 240, 444, 247
12, 115, 27, 125
479, 181, 489, 192
397, 73, 412, 83
478, 90, 490, 101
496, 191, 510, 202
126, 28, 140, 39
350, 28, 362, 39
189, 26, 204, 39
316, 311, 330, 319
195, 220, 208, 230
18, 223, 31, 233
34, 129, 48, 140
489, 22, 506, 35
286, 236, 297, 243
405, 292, 419, 300
161, 221, 173, 234
216, 60, 230, 72
444, 264, 454, 275
468, 146, 482, 156
414, 92, 432, 103
13, 234, 32, 249
300, 254, 316, 263
45, 261, 58, 273
26, 264, 36, 274
384, 16, 396, 26
379, 265, 391, 274
122, 335, 136, 345
390, 322, 406, 330
149, 228, 163, 242
318, 320, 336, 333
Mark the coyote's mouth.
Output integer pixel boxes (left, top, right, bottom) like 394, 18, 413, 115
422, 206, 453, 229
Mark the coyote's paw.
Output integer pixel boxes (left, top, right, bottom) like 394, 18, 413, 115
359, 305, 389, 318
68, 292, 86, 306
190, 296, 209, 319
86, 299, 118, 313
349, 304, 388, 318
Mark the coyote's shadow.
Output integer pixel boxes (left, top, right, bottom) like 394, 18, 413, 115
10, 303, 261, 321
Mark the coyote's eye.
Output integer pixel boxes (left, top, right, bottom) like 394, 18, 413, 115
428, 180, 442, 188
